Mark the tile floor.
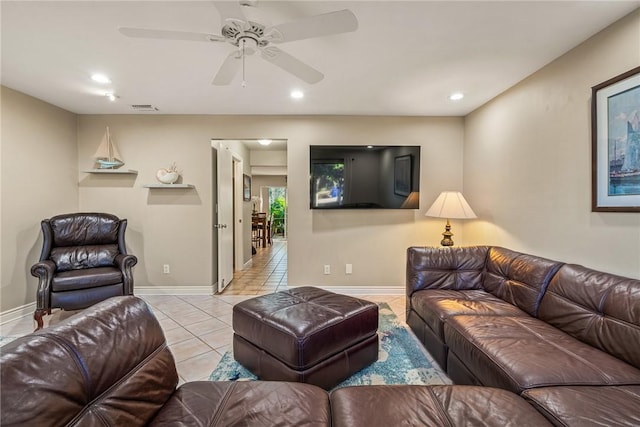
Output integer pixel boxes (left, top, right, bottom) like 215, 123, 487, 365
0, 239, 406, 384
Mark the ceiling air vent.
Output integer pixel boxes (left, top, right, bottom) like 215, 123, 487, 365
130, 104, 159, 112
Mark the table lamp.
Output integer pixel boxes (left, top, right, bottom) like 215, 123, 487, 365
425, 191, 477, 246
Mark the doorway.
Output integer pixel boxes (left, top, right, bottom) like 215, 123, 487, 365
212, 140, 245, 293
212, 138, 287, 293
268, 186, 288, 239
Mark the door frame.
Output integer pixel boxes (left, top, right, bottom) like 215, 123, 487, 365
233, 156, 244, 272
211, 140, 247, 293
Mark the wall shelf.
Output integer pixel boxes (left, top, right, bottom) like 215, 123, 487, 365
143, 184, 195, 189
83, 169, 138, 174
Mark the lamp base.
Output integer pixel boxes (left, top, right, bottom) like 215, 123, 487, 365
440, 219, 454, 246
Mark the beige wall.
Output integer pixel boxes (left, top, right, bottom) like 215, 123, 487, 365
250, 150, 287, 167
287, 117, 465, 287
463, 10, 640, 278
1, 87, 78, 311
77, 116, 254, 289
77, 115, 464, 291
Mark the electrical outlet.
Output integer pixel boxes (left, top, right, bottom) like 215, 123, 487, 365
346, 264, 353, 274
323, 264, 331, 275
163, 264, 170, 274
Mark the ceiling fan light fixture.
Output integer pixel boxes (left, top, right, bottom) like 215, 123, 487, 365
258, 139, 272, 146
291, 90, 304, 99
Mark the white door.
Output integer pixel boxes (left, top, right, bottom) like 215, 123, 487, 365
216, 142, 234, 292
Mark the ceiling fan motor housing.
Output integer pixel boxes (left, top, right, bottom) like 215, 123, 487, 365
222, 21, 269, 49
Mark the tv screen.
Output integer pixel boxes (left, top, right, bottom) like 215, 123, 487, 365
310, 145, 420, 209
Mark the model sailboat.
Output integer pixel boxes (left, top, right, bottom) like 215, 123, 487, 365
94, 127, 124, 169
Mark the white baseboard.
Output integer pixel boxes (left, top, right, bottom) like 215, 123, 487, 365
135, 285, 215, 295
311, 286, 405, 296
1, 302, 36, 325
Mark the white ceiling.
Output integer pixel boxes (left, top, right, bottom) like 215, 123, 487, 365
2, 1, 638, 116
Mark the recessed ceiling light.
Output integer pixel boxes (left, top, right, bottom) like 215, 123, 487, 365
91, 74, 112, 84
105, 92, 118, 102
291, 90, 304, 99
258, 139, 272, 146
449, 92, 464, 101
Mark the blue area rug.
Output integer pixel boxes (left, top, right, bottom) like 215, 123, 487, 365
209, 303, 451, 389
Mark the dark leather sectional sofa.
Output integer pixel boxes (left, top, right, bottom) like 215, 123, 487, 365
1, 296, 551, 426
407, 246, 640, 426
2, 244, 638, 426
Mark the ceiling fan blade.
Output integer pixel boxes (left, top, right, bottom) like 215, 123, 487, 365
212, 51, 242, 85
260, 46, 323, 84
267, 9, 358, 44
119, 27, 225, 43
213, 1, 247, 26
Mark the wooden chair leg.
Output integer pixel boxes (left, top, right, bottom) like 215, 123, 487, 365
34, 309, 46, 331
267, 221, 272, 245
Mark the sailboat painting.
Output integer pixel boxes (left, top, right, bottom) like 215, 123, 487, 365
94, 127, 124, 169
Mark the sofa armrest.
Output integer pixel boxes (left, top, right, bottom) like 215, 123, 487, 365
31, 260, 56, 310
406, 246, 489, 297
115, 253, 138, 295
0, 296, 177, 427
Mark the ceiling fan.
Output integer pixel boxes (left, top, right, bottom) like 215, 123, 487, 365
119, 1, 358, 86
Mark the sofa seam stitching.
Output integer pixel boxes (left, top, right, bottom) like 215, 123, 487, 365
426, 387, 454, 426
74, 341, 171, 424
210, 382, 237, 427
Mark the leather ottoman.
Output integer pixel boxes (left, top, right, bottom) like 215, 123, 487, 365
232, 286, 379, 390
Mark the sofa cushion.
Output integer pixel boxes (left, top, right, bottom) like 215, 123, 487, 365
411, 289, 527, 340
51, 244, 119, 272
52, 266, 123, 291
49, 212, 120, 247
522, 386, 640, 427
150, 381, 331, 426
483, 247, 563, 317
406, 246, 489, 296
0, 296, 178, 427
538, 264, 640, 369
444, 314, 640, 394
50, 283, 126, 311
330, 385, 552, 427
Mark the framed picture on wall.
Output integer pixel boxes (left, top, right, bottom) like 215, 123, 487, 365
592, 65, 640, 212
243, 174, 251, 201
394, 155, 412, 197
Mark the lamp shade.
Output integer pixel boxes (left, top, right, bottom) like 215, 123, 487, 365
425, 191, 477, 219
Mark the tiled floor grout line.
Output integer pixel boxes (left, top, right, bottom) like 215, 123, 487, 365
172, 296, 231, 354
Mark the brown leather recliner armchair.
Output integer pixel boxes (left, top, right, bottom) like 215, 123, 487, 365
30, 212, 137, 330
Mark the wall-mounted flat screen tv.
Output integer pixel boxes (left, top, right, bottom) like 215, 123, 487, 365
310, 145, 420, 209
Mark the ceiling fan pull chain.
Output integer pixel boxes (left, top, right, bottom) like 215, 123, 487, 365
241, 39, 247, 88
